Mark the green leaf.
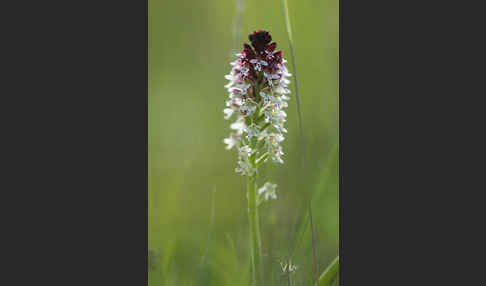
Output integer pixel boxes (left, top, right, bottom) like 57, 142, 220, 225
318, 256, 339, 286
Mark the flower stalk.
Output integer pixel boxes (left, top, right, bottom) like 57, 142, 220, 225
247, 173, 262, 285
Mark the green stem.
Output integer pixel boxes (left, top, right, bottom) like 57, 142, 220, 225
247, 174, 262, 286
318, 256, 339, 286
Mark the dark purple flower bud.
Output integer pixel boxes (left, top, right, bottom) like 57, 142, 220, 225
242, 43, 256, 60
267, 42, 277, 52
249, 30, 272, 52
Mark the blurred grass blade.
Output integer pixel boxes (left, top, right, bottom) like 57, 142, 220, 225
281, 0, 293, 40
289, 140, 338, 259
318, 256, 339, 286
199, 187, 217, 284
232, 0, 244, 52
162, 238, 177, 285
200, 187, 216, 266
280, 0, 319, 282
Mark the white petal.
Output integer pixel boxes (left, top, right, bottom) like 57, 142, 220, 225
223, 137, 236, 150
223, 108, 234, 120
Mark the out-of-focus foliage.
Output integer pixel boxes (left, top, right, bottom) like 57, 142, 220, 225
149, 0, 338, 285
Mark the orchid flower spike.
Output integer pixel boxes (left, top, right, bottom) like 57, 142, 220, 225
223, 30, 291, 176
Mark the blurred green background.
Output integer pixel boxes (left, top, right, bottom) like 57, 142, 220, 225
149, 0, 338, 285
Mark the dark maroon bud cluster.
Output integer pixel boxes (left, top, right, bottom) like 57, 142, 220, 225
238, 30, 284, 85
249, 30, 272, 52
